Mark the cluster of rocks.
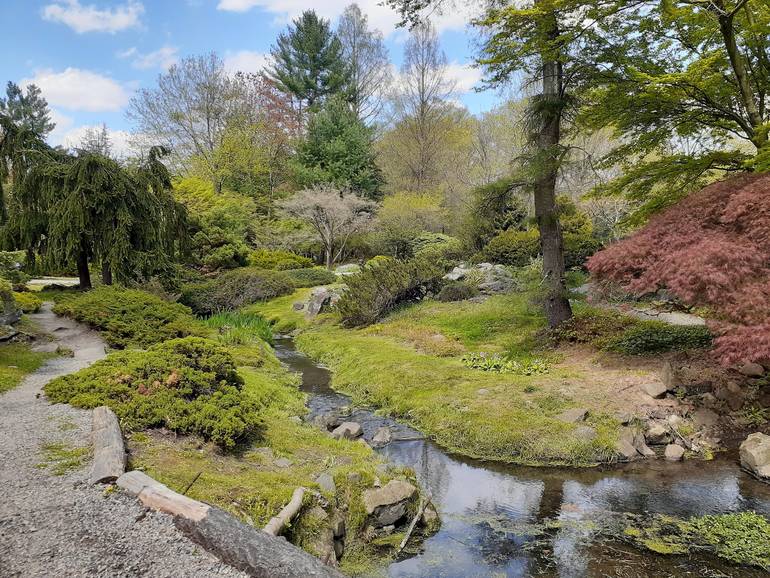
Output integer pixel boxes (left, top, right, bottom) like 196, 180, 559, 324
444, 263, 516, 295
293, 286, 345, 318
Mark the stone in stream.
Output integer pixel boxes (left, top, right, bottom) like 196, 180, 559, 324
314, 412, 343, 431
363, 480, 417, 527
331, 422, 363, 440
555, 408, 588, 423
370, 426, 392, 448
616, 427, 654, 460
645, 422, 670, 445
664, 443, 685, 461
739, 432, 770, 480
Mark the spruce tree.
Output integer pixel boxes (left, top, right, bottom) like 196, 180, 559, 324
268, 10, 350, 117
0, 82, 55, 137
295, 95, 382, 199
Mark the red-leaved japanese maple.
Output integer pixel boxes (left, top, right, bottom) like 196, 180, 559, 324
588, 173, 770, 365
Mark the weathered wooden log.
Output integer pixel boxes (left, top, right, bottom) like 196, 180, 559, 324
396, 497, 427, 555
264, 487, 305, 536
90, 406, 126, 484
117, 471, 342, 578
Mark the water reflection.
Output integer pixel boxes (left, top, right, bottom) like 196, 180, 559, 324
273, 339, 770, 578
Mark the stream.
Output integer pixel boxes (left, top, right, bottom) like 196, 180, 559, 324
274, 338, 770, 578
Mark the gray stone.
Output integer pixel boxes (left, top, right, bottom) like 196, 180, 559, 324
664, 444, 685, 461
740, 433, 770, 480
347, 471, 362, 484
273, 457, 292, 468
305, 287, 344, 317
573, 426, 597, 442
363, 480, 417, 527
739, 362, 765, 378
303, 507, 336, 567
643, 382, 668, 399
555, 408, 588, 423
331, 515, 346, 538
660, 362, 680, 389
420, 503, 439, 527
252, 447, 274, 460
314, 412, 342, 431
477, 388, 489, 396
645, 422, 669, 445
331, 422, 363, 440
292, 302, 305, 311
333, 539, 344, 560
615, 412, 633, 425
692, 408, 719, 428
371, 427, 392, 448
316, 473, 336, 495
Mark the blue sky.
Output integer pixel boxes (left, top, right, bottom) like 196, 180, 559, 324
0, 0, 499, 155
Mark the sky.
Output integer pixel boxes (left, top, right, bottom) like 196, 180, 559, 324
0, 0, 501, 156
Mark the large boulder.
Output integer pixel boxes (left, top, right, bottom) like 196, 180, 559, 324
305, 287, 344, 317
363, 480, 417, 527
442, 263, 515, 295
331, 422, 363, 440
371, 426, 392, 448
740, 433, 770, 480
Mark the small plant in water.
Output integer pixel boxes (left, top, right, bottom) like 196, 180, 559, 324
462, 352, 549, 375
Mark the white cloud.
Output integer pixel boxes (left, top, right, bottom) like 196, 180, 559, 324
445, 62, 482, 94
42, 0, 144, 34
224, 51, 270, 75
55, 124, 135, 158
21, 68, 130, 112
118, 45, 179, 70
215, 0, 473, 36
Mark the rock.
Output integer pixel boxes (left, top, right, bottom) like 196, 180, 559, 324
331, 422, 363, 440
666, 415, 683, 428
614, 412, 633, 425
661, 362, 680, 389
292, 302, 305, 311
636, 440, 656, 458
739, 362, 765, 378
444, 266, 469, 282
316, 473, 336, 495
643, 382, 668, 399
304, 506, 337, 567
331, 515, 346, 539
692, 408, 719, 428
573, 426, 597, 442
701, 392, 718, 408
252, 447, 274, 460
314, 413, 342, 431
616, 428, 641, 461
273, 457, 292, 468
347, 472, 362, 484
664, 444, 685, 461
477, 388, 489, 396
739, 433, 770, 480
555, 408, 588, 423
0, 324, 18, 341
371, 427, 392, 448
363, 480, 417, 527
333, 539, 344, 560
305, 287, 344, 317
645, 422, 670, 445
381, 525, 395, 535
420, 503, 439, 527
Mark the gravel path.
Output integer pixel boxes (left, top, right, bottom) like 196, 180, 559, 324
0, 304, 247, 578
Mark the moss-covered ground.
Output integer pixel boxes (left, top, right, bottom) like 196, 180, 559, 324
0, 338, 53, 395
250, 289, 682, 466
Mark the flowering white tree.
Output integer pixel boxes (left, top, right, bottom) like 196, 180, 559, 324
279, 185, 375, 268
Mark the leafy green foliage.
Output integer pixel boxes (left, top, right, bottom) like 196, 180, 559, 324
13, 291, 41, 313
437, 281, 478, 302
461, 352, 549, 375
336, 255, 445, 326
0, 250, 29, 286
53, 286, 202, 349
180, 267, 295, 316
281, 267, 337, 288
202, 311, 274, 345
45, 337, 259, 448
249, 248, 313, 270
461, 177, 529, 253
294, 95, 382, 199
482, 229, 540, 267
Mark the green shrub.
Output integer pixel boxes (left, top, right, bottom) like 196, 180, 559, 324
0, 251, 30, 287
180, 267, 294, 316
603, 321, 712, 354
437, 281, 478, 302
53, 286, 202, 349
250, 248, 313, 270
45, 337, 259, 448
201, 242, 251, 271
481, 229, 540, 266
13, 292, 42, 313
203, 311, 273, 345
282, 267, 337, 288
461, 352, 549, 375
336, 255, 445, 327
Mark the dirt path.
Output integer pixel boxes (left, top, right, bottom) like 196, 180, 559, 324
0, 304, 246, 578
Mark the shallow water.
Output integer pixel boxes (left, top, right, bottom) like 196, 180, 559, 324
274, 338, 770, 578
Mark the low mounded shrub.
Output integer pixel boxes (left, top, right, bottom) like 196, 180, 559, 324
44, 337, 260, 448
282, 267, 337, 288
552, 308, 712, 354
13, 292, 42, 313
336, 255, 445, 327
201, 241, 251, 271
437, 281, 478, 302
0, 250, 30, 287
481, 229, 540, 267
249, 248, 313, 271
53, 286, 202, 349
180, 267, 294, 316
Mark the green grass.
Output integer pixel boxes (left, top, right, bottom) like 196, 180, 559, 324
0, 343, 51, 394
255, 291, 621, 466
38, 441, 91, 475
203, 311, 274, 345
245, 288, 313, 333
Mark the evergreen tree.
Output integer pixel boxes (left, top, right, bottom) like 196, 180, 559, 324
294, 95, 382, 199
5, 145, 186, 289
0, 82, 55, 137
268, 10, 350, 118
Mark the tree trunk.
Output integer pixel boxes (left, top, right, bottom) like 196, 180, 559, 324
325, 247, 333, 270
101, 262, 113, 285
76, 249, 92, 290
534, 10, 572, 328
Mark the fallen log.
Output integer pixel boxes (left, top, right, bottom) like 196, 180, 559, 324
90, 406, 126, 484
264, 487, 305, 536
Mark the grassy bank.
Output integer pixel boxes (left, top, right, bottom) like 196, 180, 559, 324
0, 334, 53, 395
253, 290, 624, 466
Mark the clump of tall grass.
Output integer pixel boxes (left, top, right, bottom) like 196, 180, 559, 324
203, 312, 273, 345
